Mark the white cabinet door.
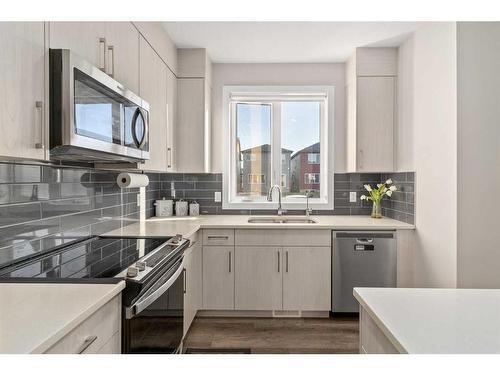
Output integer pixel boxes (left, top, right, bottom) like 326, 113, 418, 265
0, 22, 46, 160
235, 247, 283, 310
203, 246, 234, 310
283, 247, 331, 311
356, 76, 395, 172
177, 78, 206, 172
139, 36, 168, 172
49, 22, 106, 68
184, 239, 202, 336
166, 68, 177, 171
104, 22, 139, 93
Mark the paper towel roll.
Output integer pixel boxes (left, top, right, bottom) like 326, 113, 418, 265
117, 173, 149, 188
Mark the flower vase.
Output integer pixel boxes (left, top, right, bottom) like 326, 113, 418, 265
371, 201, 382, 218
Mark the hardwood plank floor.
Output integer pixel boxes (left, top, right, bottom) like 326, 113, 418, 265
184, 316, 359, 354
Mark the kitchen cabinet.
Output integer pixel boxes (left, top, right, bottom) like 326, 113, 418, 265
50, 22, 140, 93
0, 22, 46, 160
183, 234, 202, 336
346, 47, 397, 172
360, 306, 398, 354
166, 68, 177, 171
49, 22, 106, 69
176, 48, 212, 172
282, 247, 331, 311
139, 36, 168, 172
235, 247, 283, 310
104, 22, 140, 93
202, 245, 234, 310
44, 295, 121, 354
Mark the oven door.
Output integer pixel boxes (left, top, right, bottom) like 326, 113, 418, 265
122, 258, 185, 354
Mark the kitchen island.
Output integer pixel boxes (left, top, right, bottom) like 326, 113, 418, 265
354, 287, 500, 353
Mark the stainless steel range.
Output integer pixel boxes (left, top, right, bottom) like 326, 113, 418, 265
0, 235, 189, 354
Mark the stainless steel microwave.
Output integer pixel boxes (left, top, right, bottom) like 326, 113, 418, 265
49, 49, 150, 163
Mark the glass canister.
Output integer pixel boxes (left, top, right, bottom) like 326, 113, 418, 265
189, 201, 200, 216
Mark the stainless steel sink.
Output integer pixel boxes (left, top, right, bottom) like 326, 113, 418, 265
247, 216, 317, 224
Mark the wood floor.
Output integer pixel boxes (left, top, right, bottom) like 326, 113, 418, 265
183, 316, 359, 354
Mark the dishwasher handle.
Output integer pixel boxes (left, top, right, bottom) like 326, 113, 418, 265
355, 238, 374, 244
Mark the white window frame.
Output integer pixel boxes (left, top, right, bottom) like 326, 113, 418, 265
222, 85, 334, 210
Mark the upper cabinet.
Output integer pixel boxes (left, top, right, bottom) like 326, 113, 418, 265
0, 22, 47, 160
139, 36, 168, 172
49, 22, 140, 93
176, 49, 212, 173
166, 69, 177, 171
346, 47, 397, 173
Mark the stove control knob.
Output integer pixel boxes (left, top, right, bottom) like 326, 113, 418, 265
136, 261, 146, 271
127, 266, 139, 278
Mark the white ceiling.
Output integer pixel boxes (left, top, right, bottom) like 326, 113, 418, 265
162, 22, 422, 63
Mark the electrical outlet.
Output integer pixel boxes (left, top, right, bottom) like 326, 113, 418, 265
214, 191, 222, 202
349, 192, 357, 203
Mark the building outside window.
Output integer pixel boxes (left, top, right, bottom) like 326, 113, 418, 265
223, 85, 334, 210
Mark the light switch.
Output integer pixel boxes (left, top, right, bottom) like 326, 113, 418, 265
349, 192, 357, 203
214, 191, 222, 202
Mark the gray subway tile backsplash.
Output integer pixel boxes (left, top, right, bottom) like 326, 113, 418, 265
0, 162, 160, 268
158, 171, 415, 223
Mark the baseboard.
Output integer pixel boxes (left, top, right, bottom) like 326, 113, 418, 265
197, 310, 330, 318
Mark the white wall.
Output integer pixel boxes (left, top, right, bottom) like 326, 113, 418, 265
211, 63, 346, 173
457, 22, 500, 288
398, 23, 458, 287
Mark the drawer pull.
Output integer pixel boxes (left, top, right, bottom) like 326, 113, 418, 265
228, 251, 232, 273
207, 236, 229, 240
77, 335, 98, 354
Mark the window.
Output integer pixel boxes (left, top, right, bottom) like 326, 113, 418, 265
308, 153, 320, 164
304, 173, 320, 184
223, 86, 334, 210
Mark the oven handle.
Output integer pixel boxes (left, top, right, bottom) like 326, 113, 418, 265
125, 258, 184, 319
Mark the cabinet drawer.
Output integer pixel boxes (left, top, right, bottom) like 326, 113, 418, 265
203, 229, 234, 246
45, 295, 121, 354
235, 229, 331, 247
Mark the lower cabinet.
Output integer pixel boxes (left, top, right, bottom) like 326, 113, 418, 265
45, 295, 121, 354
235, 247, 283, 310
360, 306, 399, 354
202, 246, 234, 310
183, 237, 202, 336
282, 247, 331, 311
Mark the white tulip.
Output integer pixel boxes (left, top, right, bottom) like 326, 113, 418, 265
386, 178, 393, 184
377, 183, 383, 188
389, 185, 397, 191
364, 184, 372, 192
360, 195, 367, 200
386, 190, 393, 197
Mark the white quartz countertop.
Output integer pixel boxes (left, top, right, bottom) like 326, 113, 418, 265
0, 281, 125, 354
354, 287, 500, 354
104, 215, 414, 238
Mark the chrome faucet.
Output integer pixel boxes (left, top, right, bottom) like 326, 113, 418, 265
267, 185, 286, 216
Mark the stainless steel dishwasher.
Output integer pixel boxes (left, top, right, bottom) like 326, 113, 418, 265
332, 231, 397, 313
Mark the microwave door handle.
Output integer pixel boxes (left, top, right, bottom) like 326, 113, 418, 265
126, 259, 184, 319
140, 110, 149, 149
131, 108, 147, 149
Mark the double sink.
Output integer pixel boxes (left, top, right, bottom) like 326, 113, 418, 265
247, 216, 317, 224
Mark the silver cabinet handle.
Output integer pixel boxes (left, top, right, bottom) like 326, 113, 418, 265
77, 335, 97, 354
98, 37, 106, 71
208, 236, 229, 240
34, 101, 44, 149
167, 147, 172, 168
183, 268, 186, 294
228, 251, 232, 273
107, 45, 114, 77
285, 251, 289, 273
277, 251, 280, 273
358, 149, 364, 170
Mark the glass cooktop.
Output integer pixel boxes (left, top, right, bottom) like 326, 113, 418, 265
0, 236, 169, 280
